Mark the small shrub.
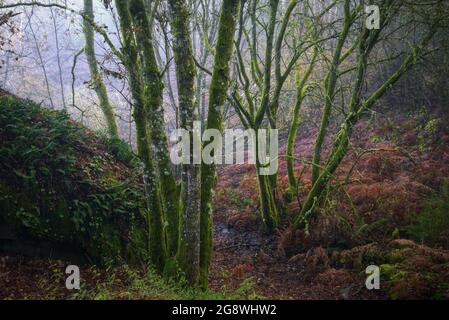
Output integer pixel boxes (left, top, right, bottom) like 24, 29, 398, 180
406, 183, 449, 248
98, 133, 137, 165
418, 118, 443, 151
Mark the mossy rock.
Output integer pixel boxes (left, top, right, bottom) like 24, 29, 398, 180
380, 264, 408, 281
0, 94, 148, 264
332, 239, 449, 299
386, 272, 433, 300
386, 248, 415, 263
380, 242, 449, 299
332, 243, 385, 268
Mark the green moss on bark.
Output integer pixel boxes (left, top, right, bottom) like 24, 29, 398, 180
200, 0, 240, 289
82, 0, 119, 138
167, 0, 201, 285
115, 0, 168, 272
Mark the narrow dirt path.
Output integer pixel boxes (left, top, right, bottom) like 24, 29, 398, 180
209, 214, 381, 299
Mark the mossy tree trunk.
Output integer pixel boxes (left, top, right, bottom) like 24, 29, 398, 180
232, 0, 306, 232
83, 0, 119, 138
115, 0, 239, 286
253, 0, 281, 232
257, 2, 282, 223
167, 0, 202, 285
286, 46, 318, 199
310, 0, 352, 185
115, 0, 167, 272
200, 0, 240, 289
255, 134, 279, 232
129, 0, 180, 261
293, 0, 436, 231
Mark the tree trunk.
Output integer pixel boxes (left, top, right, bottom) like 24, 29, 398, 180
115, 0, 167, 271
256, 172, 279, 232
83, 0, 119, 138
311, 0, 351, 184
167, 0, 201, 285
286, 46, 318, 198
129, 0, 181, 261
200, 0, 240, 289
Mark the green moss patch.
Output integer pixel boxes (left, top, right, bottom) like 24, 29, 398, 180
0, 95, 148, 264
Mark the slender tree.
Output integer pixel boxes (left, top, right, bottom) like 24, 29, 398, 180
231, 0, 321, 231
50, 7, 67, 110
128, 0, 180, 261
83, 0, 119, 137
292, 0, 443, 232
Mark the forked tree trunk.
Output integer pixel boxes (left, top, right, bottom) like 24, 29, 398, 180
294, 11, 435, 231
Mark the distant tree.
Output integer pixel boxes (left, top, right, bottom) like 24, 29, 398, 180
82, 0, 119, 137
292, 0, 448, 232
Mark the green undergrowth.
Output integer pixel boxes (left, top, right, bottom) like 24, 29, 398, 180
73, 267, 261, 300
0, 95, 148, 264
29, 262, 262, 300
405, 183, 449, 248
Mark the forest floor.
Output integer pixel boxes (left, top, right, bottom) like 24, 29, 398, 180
1, 107, 449, 300
208, 110, 449, 299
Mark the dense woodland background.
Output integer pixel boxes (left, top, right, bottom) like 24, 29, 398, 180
0, 0, 449, 299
